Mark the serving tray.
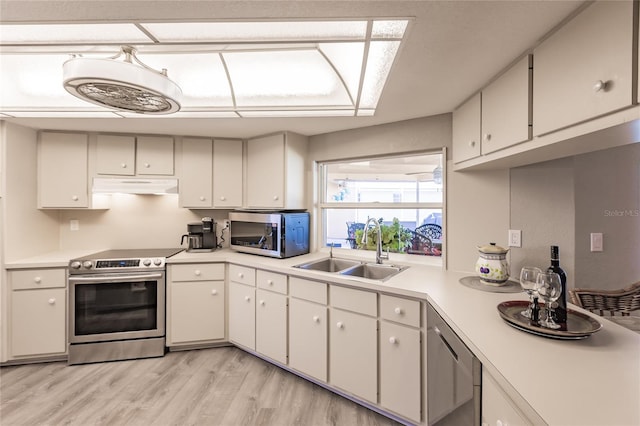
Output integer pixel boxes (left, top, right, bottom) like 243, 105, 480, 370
459, 276, 522, 293
497, 300, 603, 340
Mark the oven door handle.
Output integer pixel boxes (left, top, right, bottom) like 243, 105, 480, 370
69, 273, 164, 283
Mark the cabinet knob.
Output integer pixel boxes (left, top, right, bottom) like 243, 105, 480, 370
394, 307, 403, 315
468, 140, 476, 148
199, 196, 206, 201
259, 300, 265, 306
220, 196, 226, 201
273, 195, 279, 201
71, 195, 79, 201
312, 315, 320, 323
593, 80, 607, 92
194, 270, 201, 276
389, 336, 398, 345
211, 289, 218, 295
144, 163, 150, 168
336, 321, 344, 329
244, 296, 251, 302
267, 279, 273, 286
34, 276, 42, 283
48, 298, 56, 305
483, 133, 491, 142
238, 272, 244, 278
121, 163, 127, 168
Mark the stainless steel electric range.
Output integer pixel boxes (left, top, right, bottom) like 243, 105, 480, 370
67, 248, 183, 365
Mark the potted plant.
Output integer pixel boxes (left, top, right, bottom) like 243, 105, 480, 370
354, 218, 412, 253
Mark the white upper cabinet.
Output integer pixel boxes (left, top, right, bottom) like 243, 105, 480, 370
213, 139, 243, 208
533, 1, 634, 136
96, 135, 135, 175
180, 138, 213, 208
97, 134, 174, 176
136, 136, 174, 175
38, 132, 89, 208
246, 132, 307, 209
481, 55, 532, 154
452, 93, 481, 163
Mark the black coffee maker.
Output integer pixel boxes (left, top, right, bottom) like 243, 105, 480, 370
181, 217, 217, 252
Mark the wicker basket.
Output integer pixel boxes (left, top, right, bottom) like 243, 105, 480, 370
570, 282, 640, 316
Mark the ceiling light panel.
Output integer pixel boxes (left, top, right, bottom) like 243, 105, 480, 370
224, 49, 352, 107
140, 21, 368, 42
359, 41, 401, 109
318, 42, 364, 103
0, 24, 152, 44
239, 109, 355, 117
371, 20, 409, 38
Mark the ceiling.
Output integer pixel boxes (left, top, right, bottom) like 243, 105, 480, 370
0, 1, 586, 139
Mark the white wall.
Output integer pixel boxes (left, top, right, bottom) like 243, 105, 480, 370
1, 122, 59, 262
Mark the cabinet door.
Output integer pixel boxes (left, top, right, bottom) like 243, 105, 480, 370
38, 132, 89, 208
481, 55, 532, 154
329, 308, 377, 403
380, 321, 421, 423
11, 288, 66, 357
533, 1, 634, 135
256, 289, 288, 364
482, 367, 532, 426
96, 135, 135, 175
180, 138, 213, 208
289, 298, 327, 382
246, 133, 285, 209
452, 93, 481, 163
228, 281, 255, 350
137, 136, 174, 175
169, 280, 224, 345
213, 139, 243, 208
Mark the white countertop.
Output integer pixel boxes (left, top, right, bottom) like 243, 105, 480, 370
7, 248, 640, 425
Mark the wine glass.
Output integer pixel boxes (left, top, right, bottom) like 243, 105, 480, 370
537, 272, 562, 329
519, 267, 542, 318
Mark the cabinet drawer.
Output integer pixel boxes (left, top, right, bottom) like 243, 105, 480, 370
380, 294, 421, 328
229, 264, 256, 286
330, 285, 376, 317
257, 270, 287, 294
171, 263, 224, 282
290, 277, 327, 304
10, 269, 66, 290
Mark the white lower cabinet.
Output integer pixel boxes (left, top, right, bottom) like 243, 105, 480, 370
228, 265, 257, 350
289, 297, 327, 381
9, 268, 67, 358
167, 263, 226, 346
256, 288, 288, 364
482, 366, 532, 426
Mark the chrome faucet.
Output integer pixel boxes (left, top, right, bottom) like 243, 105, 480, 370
362, 218, 389, 264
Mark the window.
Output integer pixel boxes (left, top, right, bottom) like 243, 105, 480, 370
319, 151, 444, 257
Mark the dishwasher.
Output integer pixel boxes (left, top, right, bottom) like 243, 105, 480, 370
427, 303, 481, 426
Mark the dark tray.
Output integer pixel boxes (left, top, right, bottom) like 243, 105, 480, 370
497, 300, 602, 340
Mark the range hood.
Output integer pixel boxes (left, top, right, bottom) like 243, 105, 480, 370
92, 178, 178, 195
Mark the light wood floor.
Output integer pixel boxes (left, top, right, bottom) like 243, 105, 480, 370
0, 347, 402, 426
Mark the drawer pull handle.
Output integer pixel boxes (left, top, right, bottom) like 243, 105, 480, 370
244, 296, 251, 302
199, 196, 206, 201
34, 277, 42, 283
273, 195, 279, 201
211, 289, 218, 295
389, 336, 398, 345
48, 298, 56, 305
195, 270, 201, 276
469, 140, 476, 148
144, 163, 150, 168
483, 133, 491, 142
267, 279, 273, 286
336, 321, 344, 329
72, 195, 79, 201
593, 80, 607, 92
259, 300, 265, 306
220, 196, 226, 201
394, 307, 403, 315
121, 163, 127, 168
238, 272, 244, 278
313, 315, 320, 323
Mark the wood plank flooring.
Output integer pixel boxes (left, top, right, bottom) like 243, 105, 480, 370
0, 347, 402, 426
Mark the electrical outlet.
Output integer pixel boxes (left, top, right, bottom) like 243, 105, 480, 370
508, 229, 521, 247
70, 219, 80, 231
590, 233, 603, 252
223, 219, 231, 229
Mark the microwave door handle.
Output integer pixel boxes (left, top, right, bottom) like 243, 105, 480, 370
69, 273, 163, 283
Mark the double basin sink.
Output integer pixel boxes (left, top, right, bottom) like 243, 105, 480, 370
293, 257, 409, 282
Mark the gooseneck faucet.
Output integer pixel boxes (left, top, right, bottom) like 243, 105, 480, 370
362, 218, 389, 264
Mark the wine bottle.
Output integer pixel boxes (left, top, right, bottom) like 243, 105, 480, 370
547, 245, 567, 323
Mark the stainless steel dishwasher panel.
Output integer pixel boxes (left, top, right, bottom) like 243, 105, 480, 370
427, 303, 481, 426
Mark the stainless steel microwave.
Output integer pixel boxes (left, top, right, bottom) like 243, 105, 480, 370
229, 211, 310, 258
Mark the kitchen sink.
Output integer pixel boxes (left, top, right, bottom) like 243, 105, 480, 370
293, 257, 362, 273
339, 263, 408, 281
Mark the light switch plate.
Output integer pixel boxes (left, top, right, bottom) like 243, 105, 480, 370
508, 229, 521, 247
590, 233, 603, 252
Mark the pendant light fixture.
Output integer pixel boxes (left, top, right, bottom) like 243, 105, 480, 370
62, 46, 182, 114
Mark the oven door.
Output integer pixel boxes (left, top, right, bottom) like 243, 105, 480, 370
69, 272, 165, 344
